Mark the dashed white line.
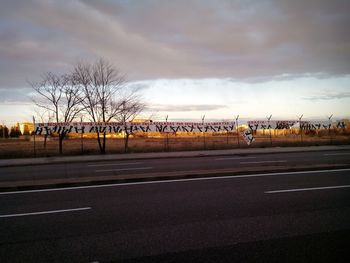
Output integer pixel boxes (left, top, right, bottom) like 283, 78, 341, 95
216, 157, 257, 161
95, 167, 153, 173
265, 184, 350, 194
88, 162, 143, 167
240, 160, 287, 164
0, 207, 91, 218
324, 153, 350, 156
1, 168, 350, 195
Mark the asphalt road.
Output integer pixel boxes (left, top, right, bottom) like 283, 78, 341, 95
0, 168, 350, 262
0, 149, 350, 183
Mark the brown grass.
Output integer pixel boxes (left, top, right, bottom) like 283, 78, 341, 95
0, 132, 349, 159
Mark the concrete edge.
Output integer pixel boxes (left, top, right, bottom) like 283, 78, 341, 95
1, 164, 350, 193
1, 145, 350, 168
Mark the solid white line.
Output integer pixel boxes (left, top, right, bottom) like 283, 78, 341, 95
216, 157, 257, 161
240, 160, 287, 164
0, 207, 91, 218
88, 162, 143, 167
1, 168, 350, 195
95, 167, 153, 173
324, 153, 350, 156
265, 184, 350, 194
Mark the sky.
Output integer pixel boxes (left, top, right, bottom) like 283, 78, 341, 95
0, 0, 349, 125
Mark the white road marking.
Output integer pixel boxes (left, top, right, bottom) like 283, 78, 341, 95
95, 167, 153, 173
0, 207, 91, 218
265, 184, 350, 194
240, 160, 287, 164
215, 157, 257, 161
324, 153, 350, 156
1, 168, 350, 195
88, 162, 143, 167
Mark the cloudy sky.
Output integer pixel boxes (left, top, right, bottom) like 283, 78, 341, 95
0, 0, 349, 124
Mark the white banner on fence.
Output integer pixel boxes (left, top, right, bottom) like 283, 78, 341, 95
242, 129, 255, 145
299, 120, 347, 130
247, 120, 347, 131
34, 121, 237, 135
247, 120, 297, 131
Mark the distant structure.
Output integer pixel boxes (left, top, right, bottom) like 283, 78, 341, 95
19, 122, 34, 135
132, 119, 152, 123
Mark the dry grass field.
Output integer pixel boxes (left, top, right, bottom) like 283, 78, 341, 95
0, 131, 349, 159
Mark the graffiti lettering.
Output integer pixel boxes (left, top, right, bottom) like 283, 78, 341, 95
34, 122, 237, 135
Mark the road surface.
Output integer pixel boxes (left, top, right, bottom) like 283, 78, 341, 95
0, 149, 350, 184
0, 164, 350, 261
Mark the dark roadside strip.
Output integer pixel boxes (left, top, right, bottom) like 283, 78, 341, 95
1, 164, 350, 193
1, 145, 350, 168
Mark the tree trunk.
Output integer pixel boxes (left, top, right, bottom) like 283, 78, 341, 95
124, 133, 130, 153
44, 134, 47, 150
58, 134, 63, 154
96, 132, 105, 154
102, 132, 106, 154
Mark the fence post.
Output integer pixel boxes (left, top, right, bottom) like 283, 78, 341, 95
328, 114, 333, 145
32, 116, 36, 157
226, 127, 229, 145
80, 116, 84, 154
267, 115, 272, 147
298, 114, 304, 144
235, 115, 240, 148
165, 115, 169, 151
1, 121, 4, 139
201, 115, 206, 149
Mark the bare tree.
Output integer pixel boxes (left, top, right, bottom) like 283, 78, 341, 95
31, 72, 84, 154
73, 58, 127, 153
32, 107, 54, 150
115, 94, 144, 153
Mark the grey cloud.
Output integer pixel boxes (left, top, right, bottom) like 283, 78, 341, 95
0, 0, 349, 92
126, 82, 151, 91
304, 92, 350, 101
98, 0, 350, 77
146, 104, 227, 112
0, 87, 32, 103
229, 72, 336, 83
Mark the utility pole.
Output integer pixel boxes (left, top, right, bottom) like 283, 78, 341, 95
298, 114, 304, 144
165, 115, 169, 151
1, 121, 4, 139
226, 119, 229, 145
201, 115, 206, 149
267, 114, 272, 147
32, 116, 36, 157
328, 114, 333, 145
235, 115, 240, 148
80, 116, 84, 154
